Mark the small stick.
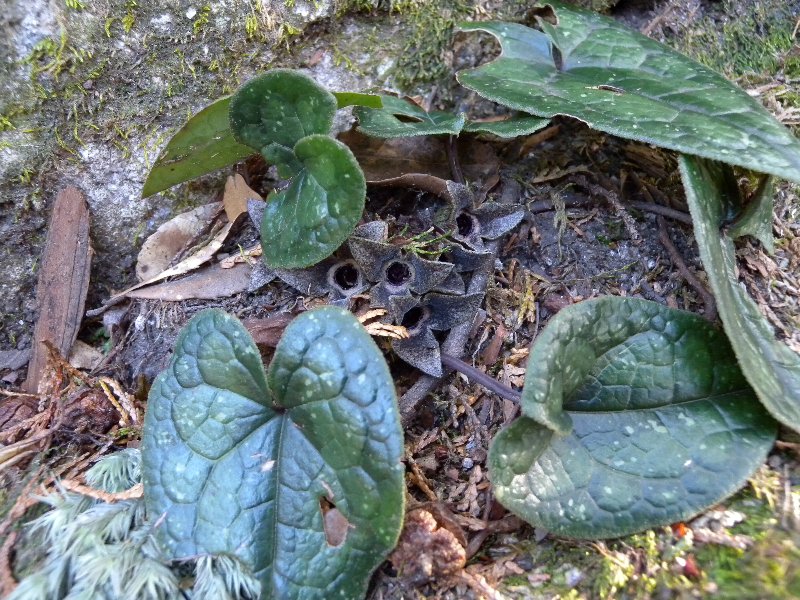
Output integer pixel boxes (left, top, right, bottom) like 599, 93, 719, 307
527, 195, 692, 225
440, 353, 521, 402
657, 216, 718, 322
629, 201, 693, 226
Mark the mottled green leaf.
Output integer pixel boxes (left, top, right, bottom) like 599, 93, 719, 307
230, 69, 337, 150
262, 143, 303, 179
142, 97, 253, 198
261, 134, 366, 268
680, 155, 800, 432
456, 1, 800, 183
355, 94, 549, 139
142, 307, 404, 599
490, 297, 775, 538
355, 95, 466, 137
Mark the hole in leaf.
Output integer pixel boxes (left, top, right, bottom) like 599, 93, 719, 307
320, 496, 351, 547
394, 114, 424, 123
401, 306, 430, 334
385, 261, 414, 286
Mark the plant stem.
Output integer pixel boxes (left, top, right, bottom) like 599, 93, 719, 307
440, 352, 521, 401
447, 135, 465, 184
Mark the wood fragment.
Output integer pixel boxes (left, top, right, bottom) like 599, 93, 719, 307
243, 313, 294, 347
24, 187, 92, 393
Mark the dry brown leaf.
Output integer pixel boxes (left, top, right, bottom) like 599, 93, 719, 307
110, 217, 239, 303
135, 202, 220, 281
389, 508, 467, 586
339, 129, 499, 183
25, 187, 92, 393
220, 243, 262, 268
356, 308, 388, 323
67, 340, 104, 371
320, 498, 352, 548
364, 322, 409, 340
125, 262, 251, 302
223, 173, 261, 222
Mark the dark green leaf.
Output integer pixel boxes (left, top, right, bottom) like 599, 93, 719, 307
230, 69, 337, 150
142, 97, 253, 198
142, 307, 404, 599
355, 95, 549, 139
355, 95, 466, 138
490, 297, 775, 538
462, 116, 550, 138
680, 155, 800, 432
456, 1, 800, 183
261, 134, 366, 268
727, 174, 775, 254
262, 143, 303, 179
332, 91, 383, 109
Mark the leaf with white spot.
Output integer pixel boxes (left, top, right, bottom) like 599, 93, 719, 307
489, 297, 776, 538
456, 1, 800, 183
260, 135, 366, 268
230, 69, 337, 150
142, 307, 405, 599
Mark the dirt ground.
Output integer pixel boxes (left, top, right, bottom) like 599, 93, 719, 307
1, 0, 799, 598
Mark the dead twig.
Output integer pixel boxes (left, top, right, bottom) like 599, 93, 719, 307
657, 216, 718, 321
59, 480, 143, 503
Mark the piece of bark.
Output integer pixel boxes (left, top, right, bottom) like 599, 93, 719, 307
24, 187, 92, 393
125, 261, 251, 301
242, 313, 294, 347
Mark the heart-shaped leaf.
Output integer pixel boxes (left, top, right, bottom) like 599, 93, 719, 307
680, 155, 800, 432
456, 1, 800, 183
141, 87, 379, 198
261, 134, 366, 268
355, 95, 549, 139
142, 97, 254, 198
489, 297, 776, 539
230, 69, 338, 151
142, 307, 404, 599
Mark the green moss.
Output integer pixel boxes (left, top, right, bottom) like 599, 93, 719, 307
668, 0, 800, 83
690, 475, 800, 600
390, 0, 473, 92
192, 5, 211, 34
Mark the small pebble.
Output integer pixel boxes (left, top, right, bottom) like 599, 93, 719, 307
565, 567, 584, 587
